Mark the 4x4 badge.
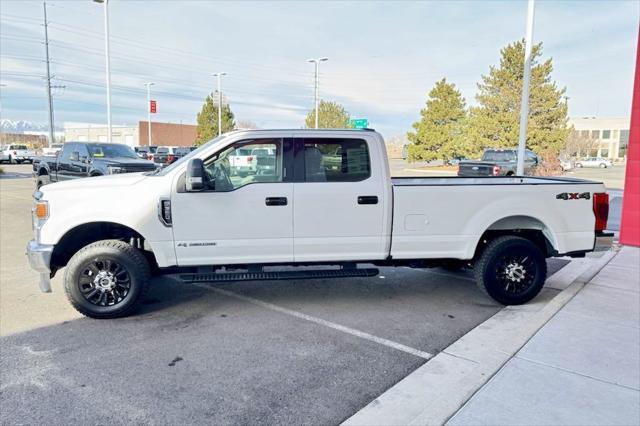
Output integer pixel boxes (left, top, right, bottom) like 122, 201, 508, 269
556, 192, 590, 200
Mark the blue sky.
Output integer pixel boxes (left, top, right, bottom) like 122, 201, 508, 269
0, 0, 638, 138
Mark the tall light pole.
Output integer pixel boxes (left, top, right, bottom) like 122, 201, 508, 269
144, 82, 154, 146
516, 0, 535, 176
307, 57, 328, 129
43, 1, 55, 148
94, 0, 112, 143
213, 72, 226, 136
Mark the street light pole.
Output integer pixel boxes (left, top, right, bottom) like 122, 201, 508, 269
516, 0, 535, 176
307, 57, 328, 129
213, 72, 226, 136
43, 1, 55, 148
94, 0, 112, 143
144, 82, 154, 146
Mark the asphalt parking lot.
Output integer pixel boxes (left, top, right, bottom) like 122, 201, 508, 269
0, 163, 610, 424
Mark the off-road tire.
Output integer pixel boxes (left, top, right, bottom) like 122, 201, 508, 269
474, 235, 547, 305
64, 239, 151, 319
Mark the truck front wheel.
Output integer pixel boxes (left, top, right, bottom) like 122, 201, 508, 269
64, 239, 151, 319
474, 235, 547, 305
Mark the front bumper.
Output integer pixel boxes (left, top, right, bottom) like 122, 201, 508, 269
594, 231, 614, 252
26, 240, 54, 292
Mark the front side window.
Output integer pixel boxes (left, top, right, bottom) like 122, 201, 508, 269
59, 143, 76, 162
302, 139, 370, 182
204, 139, 283, 191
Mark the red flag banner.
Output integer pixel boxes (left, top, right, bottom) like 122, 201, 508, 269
150, 100, 157, 114
620, 27, 640, 247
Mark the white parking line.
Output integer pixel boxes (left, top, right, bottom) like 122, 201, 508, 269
198, 285, 434, 360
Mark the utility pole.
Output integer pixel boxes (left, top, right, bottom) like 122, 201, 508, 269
94, 0, 112, 143
213, 72, 226, 136
307, 58, 328, 129
144, 82, 154, 146
43, 1, 55, 148
516, 0, 535, 176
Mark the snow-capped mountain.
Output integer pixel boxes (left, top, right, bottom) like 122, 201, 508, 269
0, 119, 57, 133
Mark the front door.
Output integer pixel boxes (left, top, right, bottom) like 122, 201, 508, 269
172, 138, 294, 266
292, 137, 387, 262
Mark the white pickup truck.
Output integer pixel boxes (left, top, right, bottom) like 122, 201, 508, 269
1, 144, 36, 163
27, 129, 612, 318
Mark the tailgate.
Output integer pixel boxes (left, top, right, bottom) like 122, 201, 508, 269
457, 162, 495, 176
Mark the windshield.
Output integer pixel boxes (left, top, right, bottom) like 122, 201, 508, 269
152, 135, 226, 176
88, 143, 138, 159
482, 150, 516, 162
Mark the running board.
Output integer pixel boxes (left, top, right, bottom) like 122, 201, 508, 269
179, 268, 379, 283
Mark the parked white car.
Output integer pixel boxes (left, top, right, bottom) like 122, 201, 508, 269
42, 143, 64, 157
1, 144, 36, 163
575, 157, 613, 168
27, 129, 612, 318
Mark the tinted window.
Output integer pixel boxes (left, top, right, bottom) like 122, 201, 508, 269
59, 143, 76, 162
87, 144, 137, 158
12, 145, 28, 150
482, 150, 516, 162
204, 139, 283, 191
302, 139, 370, 182
175, 147, 191, 155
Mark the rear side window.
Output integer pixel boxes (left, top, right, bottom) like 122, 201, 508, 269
482, 150, 517, 162
302, 139, 370, 182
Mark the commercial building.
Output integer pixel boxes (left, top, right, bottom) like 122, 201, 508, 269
63, 121, 197, 148
568, 117, 630, 159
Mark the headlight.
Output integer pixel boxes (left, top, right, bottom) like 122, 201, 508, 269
107, 166, 123, 174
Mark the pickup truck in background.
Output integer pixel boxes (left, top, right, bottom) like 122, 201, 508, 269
134, 145, 157, 160
42, 143, 64, 157
228, 147, 257, 176
153, 146, 192, 166
1, 144, 36, 164
457, 148, 539, 177
33, 141, 156, 188
27, 129, 612, 319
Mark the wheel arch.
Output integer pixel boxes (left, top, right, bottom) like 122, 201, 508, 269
472, 215, 558, 259
51, 221, 154, 274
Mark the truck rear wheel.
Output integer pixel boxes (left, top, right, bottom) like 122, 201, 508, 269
64, 239, 150, 319
474, 235, 547, 305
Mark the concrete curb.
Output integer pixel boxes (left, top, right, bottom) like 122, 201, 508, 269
342, 250, 618, 426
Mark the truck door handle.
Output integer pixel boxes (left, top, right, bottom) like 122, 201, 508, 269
265, 197, 288, 206
358, 196, 378, 205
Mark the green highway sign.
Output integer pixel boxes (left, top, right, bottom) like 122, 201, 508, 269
349, 118, 369, 129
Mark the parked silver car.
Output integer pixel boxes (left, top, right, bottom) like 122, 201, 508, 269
575, 157, 613, 168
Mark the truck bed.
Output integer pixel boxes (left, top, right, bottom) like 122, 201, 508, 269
389, 175, 605, 261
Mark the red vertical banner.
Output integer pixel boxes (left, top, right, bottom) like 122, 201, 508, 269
150, 100, 157, 114
620, 26, 640, 247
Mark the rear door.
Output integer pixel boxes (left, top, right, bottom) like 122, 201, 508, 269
292, 136, 387, 262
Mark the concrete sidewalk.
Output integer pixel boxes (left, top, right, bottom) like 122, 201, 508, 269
449, 246, 640, 426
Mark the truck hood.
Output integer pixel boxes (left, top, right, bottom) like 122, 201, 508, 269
42, 172, 149, 192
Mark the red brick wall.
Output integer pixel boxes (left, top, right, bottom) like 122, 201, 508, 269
138, 121, 197, 147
